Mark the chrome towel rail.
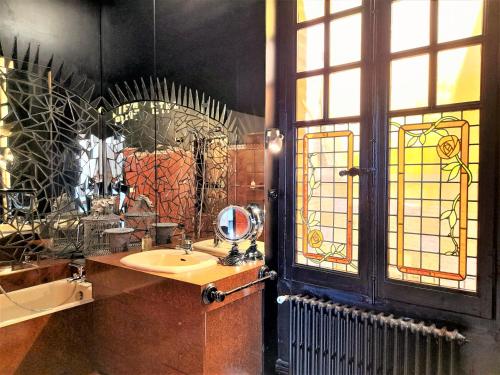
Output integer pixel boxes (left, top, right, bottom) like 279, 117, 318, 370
202, 265, 277, 304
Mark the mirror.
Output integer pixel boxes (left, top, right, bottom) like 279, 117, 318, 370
216, 205, 251, 243
0, 48, 265, 268
215, 204, 264, 265
0, 57, 100, 266
104, 94, 234, 245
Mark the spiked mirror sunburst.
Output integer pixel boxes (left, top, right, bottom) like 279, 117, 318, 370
0, 38, 238, 264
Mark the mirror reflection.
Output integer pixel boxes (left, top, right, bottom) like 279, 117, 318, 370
215, 204, 265, 265
217, 205, 251, 242
0, 56, 265, 269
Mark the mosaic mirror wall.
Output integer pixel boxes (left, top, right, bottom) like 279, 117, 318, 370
0, 56, 99, 265
103, 82, 237, 244
0, 48, 262, 264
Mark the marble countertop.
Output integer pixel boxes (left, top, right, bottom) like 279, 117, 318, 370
87, 250, 265, 287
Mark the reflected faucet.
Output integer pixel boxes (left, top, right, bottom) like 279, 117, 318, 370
213, 221, 220, 247
68, 262, 85, 282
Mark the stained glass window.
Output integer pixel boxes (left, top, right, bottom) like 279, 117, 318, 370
293, 0, 484, 288
387, 0, 484, 292
295, 0, 363, 274
297, 0, 325, 23
295, 0, 362, 123
387, 111, 479, 291
296, 124, 360, 273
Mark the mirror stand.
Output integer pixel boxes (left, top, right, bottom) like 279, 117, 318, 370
220, 243, 246, 266
244, 238, 263, 261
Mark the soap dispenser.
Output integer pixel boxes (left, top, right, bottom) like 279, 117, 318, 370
142, 229, 152, 251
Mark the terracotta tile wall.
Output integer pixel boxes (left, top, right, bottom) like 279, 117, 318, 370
228, 143, 265, 241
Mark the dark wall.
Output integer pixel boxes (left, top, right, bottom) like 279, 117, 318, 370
0, 0, 265, 115
101, 0, 265, 116
0, 0, 101, 95
101, 0, 155, 98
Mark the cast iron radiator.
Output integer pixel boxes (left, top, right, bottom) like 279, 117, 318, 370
278, 295, 467, 375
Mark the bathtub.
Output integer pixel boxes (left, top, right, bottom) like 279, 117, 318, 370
0, 279, 93, 328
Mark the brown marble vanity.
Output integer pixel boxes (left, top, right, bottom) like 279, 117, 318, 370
86, 251, 264, 375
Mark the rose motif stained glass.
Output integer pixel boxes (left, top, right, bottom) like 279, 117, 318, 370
296, 123, 360, 274
387, 111, 479, 291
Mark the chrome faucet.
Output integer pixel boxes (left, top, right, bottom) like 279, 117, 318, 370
180, 238, 193, 255
68, 262, 85, 282
213, 221, 220, 247
11, 251, 38, 271
176, 223, 192, 254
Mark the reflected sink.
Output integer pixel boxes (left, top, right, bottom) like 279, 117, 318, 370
193, 239, 265, 257
120, 249, 218, 274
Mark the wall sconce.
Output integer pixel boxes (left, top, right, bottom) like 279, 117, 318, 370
265, 128, 284, 154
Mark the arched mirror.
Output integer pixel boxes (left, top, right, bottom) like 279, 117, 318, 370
103, 82, 236, 247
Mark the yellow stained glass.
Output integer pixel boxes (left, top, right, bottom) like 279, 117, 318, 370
438, 0, 483, 43
391, 0, 430, 53
296, 75, 324, 121
329, 68, 360, 118
436, 45, 481, 105
297, 24, 325, 73
390, 54, 429, 111
297, 0, 324, 23
295, 123, 360, 274
387, 111, 480, 292
330, 0, 362, 14
330, 13, 361, 66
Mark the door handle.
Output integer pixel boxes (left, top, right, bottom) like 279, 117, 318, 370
338, 167, 375, 177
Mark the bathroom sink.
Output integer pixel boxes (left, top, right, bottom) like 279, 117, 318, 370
120, 249, 218, 274
193, 239, 265, 257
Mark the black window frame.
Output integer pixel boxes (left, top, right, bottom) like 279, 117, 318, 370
279, 0, 499, 318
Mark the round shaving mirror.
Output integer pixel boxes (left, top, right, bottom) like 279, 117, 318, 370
215, 204, 264, 265
216, 205, 252, 243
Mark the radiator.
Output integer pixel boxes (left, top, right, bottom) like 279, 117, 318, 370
278, 295, 467, 375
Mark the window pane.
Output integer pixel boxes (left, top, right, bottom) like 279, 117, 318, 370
329, 68, 360, 118
296, 75, 324, 121
390, 54, 429, 111
296, 123, 360, 274
438, 0, 483, 43
297, 24, 324, 73
297, 0, 324, 23
330, 13, 362, 66
387, 112, 479, 292
391, 0, 430, 52
330, 0, 362, 14
436, 45, 481, 105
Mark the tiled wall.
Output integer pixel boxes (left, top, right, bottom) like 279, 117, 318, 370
228, 133, 265, 239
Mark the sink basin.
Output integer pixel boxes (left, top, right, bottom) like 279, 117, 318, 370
193, 239, 265, 257
120, 249, 218, 274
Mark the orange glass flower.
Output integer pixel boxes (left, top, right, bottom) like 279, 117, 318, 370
437, 135, 460, 159
308, 229, 324, 248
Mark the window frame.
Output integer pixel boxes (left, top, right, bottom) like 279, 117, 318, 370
375, 0, 497, 318
282, 0, 375, 296
280, 0, 498, 318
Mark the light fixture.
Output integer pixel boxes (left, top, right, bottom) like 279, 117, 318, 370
265, 128, 284, 154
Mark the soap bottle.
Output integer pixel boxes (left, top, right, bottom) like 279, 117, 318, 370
142, 230, 152, 251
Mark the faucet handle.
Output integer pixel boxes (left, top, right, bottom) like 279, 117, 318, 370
69, 262, 84, 277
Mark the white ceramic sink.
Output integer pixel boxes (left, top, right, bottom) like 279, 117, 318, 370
120, 249, 218, 274
193, 239, 265, 257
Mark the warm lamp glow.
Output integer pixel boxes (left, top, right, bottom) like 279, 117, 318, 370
265, 128, 284, 154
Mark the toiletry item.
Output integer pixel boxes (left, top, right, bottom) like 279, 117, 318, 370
142, 230, 152, 251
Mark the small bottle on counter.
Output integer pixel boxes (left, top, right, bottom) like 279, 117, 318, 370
142, 230, 152, 251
